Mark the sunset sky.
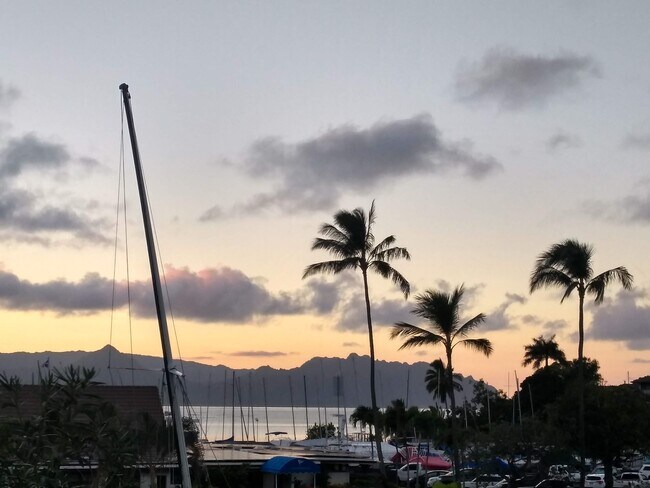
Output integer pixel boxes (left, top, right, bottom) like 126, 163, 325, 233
1, 1, 649, 393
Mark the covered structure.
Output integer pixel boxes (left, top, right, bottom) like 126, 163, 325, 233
261, 456, 320, 488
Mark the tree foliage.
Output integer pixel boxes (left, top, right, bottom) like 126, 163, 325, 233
522, 335, 567, 370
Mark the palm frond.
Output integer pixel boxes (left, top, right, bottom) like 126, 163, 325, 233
369, 261, 410, 297
302, 258, 359, 279
459, 338, 493, 357
370, 235, 396, 255
530, 267, 574, 294
560, 282, 578, 303
317, 223, 350, 242
390, 322, 444, 349
410, 289, 458, 333
586, 266, 633, 304
372, 245, 411, 263
453, 313, 486, 339
311, 238, 351, 257
532, 239, 593, 283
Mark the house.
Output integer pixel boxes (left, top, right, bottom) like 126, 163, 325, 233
0, 382, 179, 488
632, 375, 650, 395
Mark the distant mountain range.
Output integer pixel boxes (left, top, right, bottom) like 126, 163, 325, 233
0, 345, 490, 408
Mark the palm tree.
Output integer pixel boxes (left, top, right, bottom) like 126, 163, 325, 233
530, 239, 633, 486
425, 359, 462, 406
303, 201, 410, 475
522, 335, 567, 370
390, 285, 493, 478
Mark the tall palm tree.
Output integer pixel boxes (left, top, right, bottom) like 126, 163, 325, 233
425, 359, 462, 406
522, 335, 567, 370
390, 285, 493, 478
303, 201, 410, 475
530, 239, 633, 487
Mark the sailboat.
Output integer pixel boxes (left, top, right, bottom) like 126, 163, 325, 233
119, 83, 192, 488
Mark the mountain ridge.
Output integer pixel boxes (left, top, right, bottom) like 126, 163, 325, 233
0, 346, 490, 408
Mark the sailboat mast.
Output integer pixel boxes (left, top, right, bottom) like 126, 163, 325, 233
118, 83, 192, 488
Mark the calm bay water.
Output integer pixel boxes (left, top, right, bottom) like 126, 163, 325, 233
182, 406, 365, 442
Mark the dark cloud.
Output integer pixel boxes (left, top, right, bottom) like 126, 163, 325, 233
0, 81, 20, 109
0, 132, 111, 245
227, 351, 293, 357
621, 133, 650, 151
0, 265, 320, 323
303, 277, 345, 314
0, 270, 115, 313
484, 293, 526, 331
0, 133, 69, 179
545, 131, 582, 152
588, 289, 650, 350
200, 114, 501, 219
131, 266, 306, 322
0, 185, 109, 245
455, 47, 601, 110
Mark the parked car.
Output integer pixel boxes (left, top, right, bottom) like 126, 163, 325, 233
535, 479, 573, 488
407, 469, 451, 487
463, 474, 506, 488
424, 471, 455, 487
585, 474, 606, 488
614, 472, 650, 488
398, 463, 426, 484
639, 466, 650, 479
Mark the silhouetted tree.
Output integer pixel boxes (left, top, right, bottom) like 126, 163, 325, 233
425, 359, 462, 406
303, 200, 410, 477
530, 239, 632, 486
390, 285, 493, 478
522, 335, 567, 370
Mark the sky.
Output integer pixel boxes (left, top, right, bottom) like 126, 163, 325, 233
0, 1, 649, 393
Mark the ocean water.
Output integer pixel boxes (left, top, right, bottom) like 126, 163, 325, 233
182, 405, 366, 442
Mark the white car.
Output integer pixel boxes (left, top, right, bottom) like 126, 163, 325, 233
639, 467, 650, 479
615, 472, 650, 488
463, 474, 506, 488
397, 463, 426, 484
585, 474, 606, 488
427, 471, 455, 487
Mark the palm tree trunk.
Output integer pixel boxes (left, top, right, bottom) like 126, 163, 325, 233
362, 269, 386, 477
446, 346, 461, 480
578, 288, 586, 488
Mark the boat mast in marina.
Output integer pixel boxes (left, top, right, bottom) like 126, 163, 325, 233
119, 83, 192, 488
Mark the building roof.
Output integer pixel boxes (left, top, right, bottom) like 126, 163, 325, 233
0, 385, 164, 424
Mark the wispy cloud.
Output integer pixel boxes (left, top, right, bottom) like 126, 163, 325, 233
200, 114, 501, 219
621, 132, 650, 151
455, 47, 601, 110
0, 80, 20, 109
631, 358, 650, 364
545, 131, 582, 152
227, 350, 294, 357
342, 341, 361, 347
588, 289, 650, 350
